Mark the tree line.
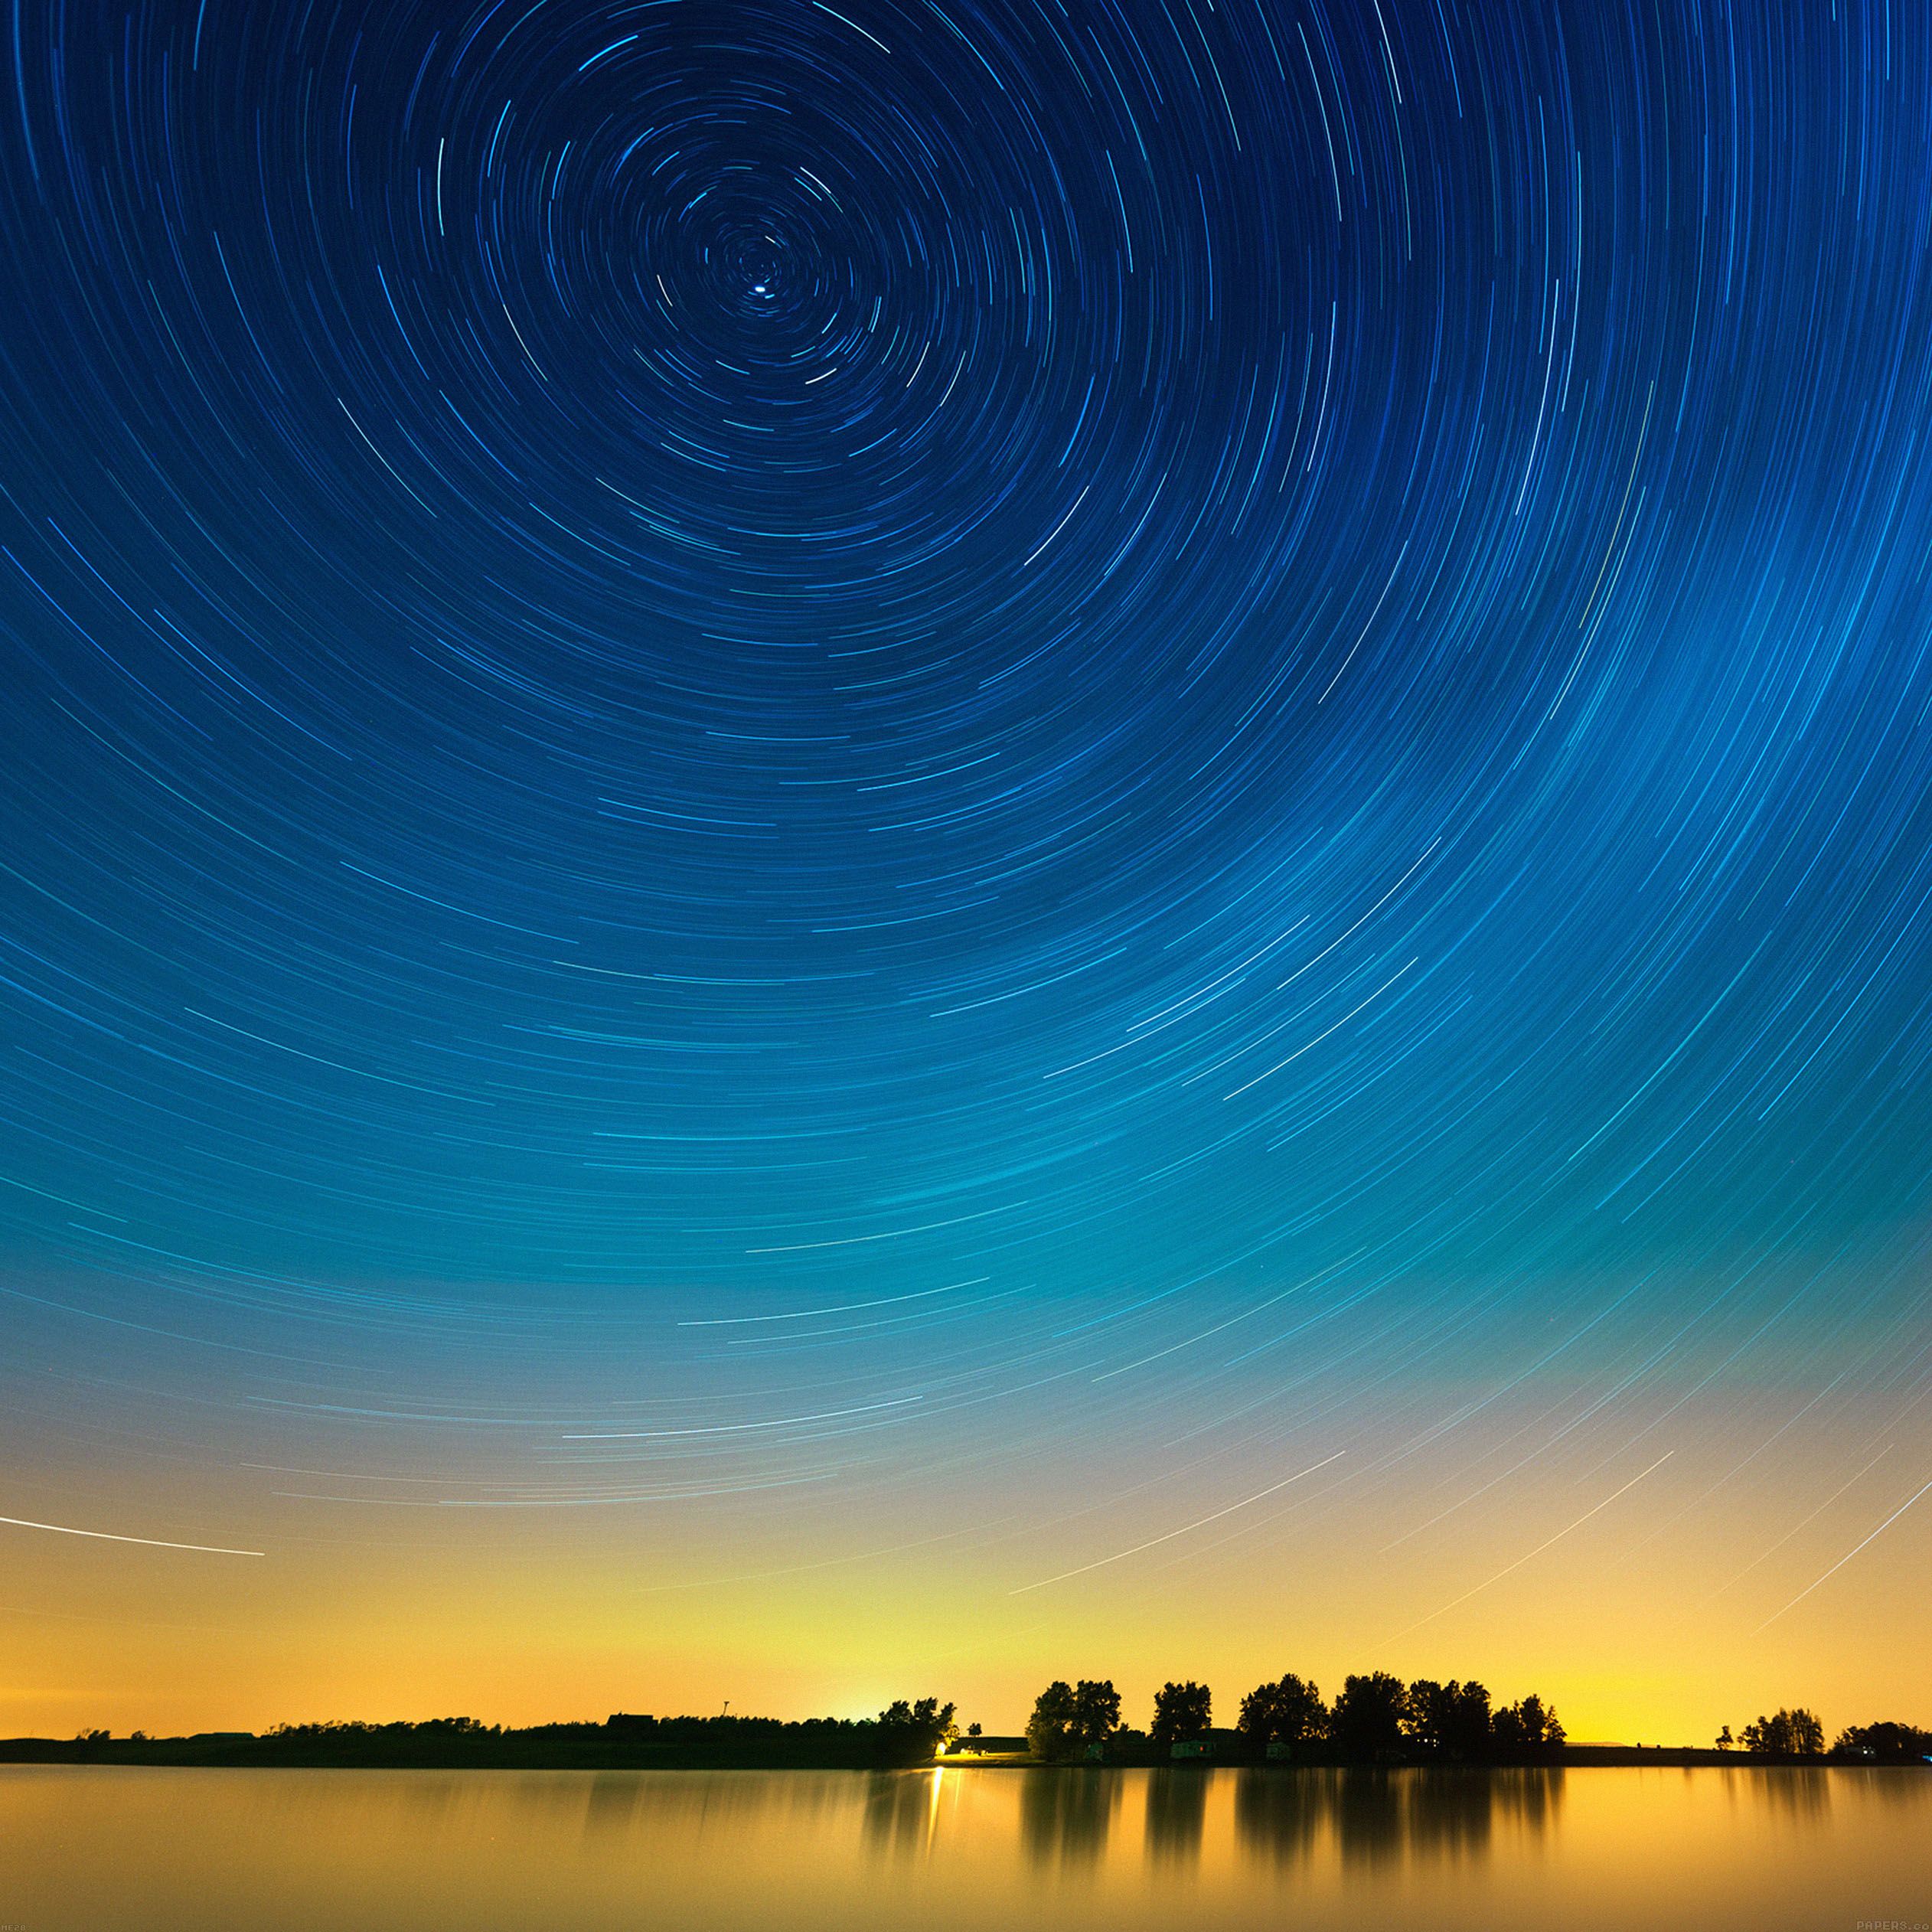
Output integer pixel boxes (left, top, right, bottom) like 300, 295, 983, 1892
1024, 1670, 1565, 1764
34, 1701, 961, 1770
1019, 1676, 1932, 1766
32, 1695, 1927, 1770
1715, 1712, 1932, 1762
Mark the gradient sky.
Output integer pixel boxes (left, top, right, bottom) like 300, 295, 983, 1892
2, 0, 1930, 1746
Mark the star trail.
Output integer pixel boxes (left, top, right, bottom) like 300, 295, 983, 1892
1, 0, 1929, 1740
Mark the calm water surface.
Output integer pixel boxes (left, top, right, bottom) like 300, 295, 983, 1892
2, 1764, 1927, 1930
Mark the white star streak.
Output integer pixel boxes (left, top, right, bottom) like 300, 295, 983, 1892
1754, 1473, 1932, 1633
0, 1513, 263, 1557
1008, 1451, 1344, 1594
1389, 1451, 1675, 1640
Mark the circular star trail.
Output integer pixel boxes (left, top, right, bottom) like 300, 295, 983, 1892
2, 0, 1931, 1695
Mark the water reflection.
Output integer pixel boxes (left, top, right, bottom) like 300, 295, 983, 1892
1143, 1770, 1209, 1866
862, 1770, 940, 1860
1020, 1768, 1123, 1869
583, 1770, 645, 1837
1493, 1765, 1563, 1837
1753, 1765, 1831, 1825
1, 1764, 1926, 1932
1333, 1769, 1405, 1866
1234, 1767, 1565, 1871
1233, 1767, 1324, 1865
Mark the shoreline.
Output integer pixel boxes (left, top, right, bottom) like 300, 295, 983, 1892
2, 1741, 1919, 1774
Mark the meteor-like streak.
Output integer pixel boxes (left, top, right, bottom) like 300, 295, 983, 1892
0, 1514, 263, 1558
1754, 1473, 1932, 1633
1009, 1451, 1345, 1594
1702, 1444, 1894, 1603
1389, 1451, 1675, 1640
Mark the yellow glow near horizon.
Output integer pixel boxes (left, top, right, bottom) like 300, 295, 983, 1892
4, 1380, 1927, 1748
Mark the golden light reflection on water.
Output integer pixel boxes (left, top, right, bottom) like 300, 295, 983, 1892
1, 1765, 1926, 1932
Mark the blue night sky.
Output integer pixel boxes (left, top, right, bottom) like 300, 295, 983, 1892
1, 0, 1928, 1737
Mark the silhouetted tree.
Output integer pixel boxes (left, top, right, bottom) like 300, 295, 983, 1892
1027, 1681, 1121, 1761
1740, 1708, 1823, 1757
967, 1722, 983, 1739
1831, 1722, 1932, 1763
1329, 1672, 1408, 1757
1405, 1679, 1449, 1752
1715, 1725, 1734, 1752
1519, 1694, 1563, 1749
1446, 1681, 1493, 1756
1403, 1679, 1493, 1758
876, 1696, 957, 1762
919, 1696, 959, 1754
1150, 1681, 1212, 1746
1072, 1680, 1122, 1755
1027, 1682, 1078, 1759
1490, 1694, 1563, 1755
1237, 1673, 1327, 1752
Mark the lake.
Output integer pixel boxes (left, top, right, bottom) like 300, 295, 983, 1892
2, 1764, 1927, 1930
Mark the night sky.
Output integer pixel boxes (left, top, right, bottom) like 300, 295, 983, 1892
2, 0, 1930, 1741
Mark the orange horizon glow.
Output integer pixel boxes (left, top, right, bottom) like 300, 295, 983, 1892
7, 1370, 1927, 1748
